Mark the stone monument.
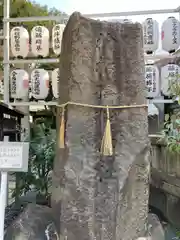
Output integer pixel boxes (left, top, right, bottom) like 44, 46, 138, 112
52, 12, 150, 240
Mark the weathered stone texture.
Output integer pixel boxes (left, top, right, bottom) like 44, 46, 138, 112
4, 204, 58, 240
52, 12, 150, 240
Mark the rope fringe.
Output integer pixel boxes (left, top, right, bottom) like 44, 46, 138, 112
100, 106, 113, 156
59, 106, 65, 149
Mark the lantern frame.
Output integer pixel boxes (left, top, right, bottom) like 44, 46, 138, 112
2, 5, 180, 106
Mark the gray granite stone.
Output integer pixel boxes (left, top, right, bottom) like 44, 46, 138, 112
4, 204, 58, 240
52, 12, 150, 240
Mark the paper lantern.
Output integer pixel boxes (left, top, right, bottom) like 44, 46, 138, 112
31, 26, 49, 57
31, 69, 49, 99
52, 68, 59, 98
161, 64, 180, 96
10, 26, 29, 58
10, 69, 29, 99
52, 24, 65, 55
142, 18, 159, 54
161, 17, 180, 53
145, 65, 159, 98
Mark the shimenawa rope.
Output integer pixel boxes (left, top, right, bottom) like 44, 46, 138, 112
57, 101, 147, 156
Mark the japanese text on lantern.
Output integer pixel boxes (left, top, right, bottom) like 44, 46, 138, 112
146, 66, 156, 93
14, 28, 20, 52
0, 79, 3, 95
57, 69, 60, 84
172, 18, 178, 44
35, 26, 42, 51
53, 25, 61, 50
11, 71, 17, 95
144, 19, 154, 45
168, 64, 178, 78
33, 70, 40, 95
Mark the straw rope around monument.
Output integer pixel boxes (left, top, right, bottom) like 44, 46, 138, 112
57, 101, 148, 156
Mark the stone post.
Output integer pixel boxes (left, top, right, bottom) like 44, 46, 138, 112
52, 12, 150, 240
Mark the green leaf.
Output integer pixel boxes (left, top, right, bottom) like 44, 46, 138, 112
14, 117, 56, 199
175, 119, 180, 125
0, 0, 68, 32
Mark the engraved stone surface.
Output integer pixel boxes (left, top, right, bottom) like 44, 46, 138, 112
52, 12, 150, 240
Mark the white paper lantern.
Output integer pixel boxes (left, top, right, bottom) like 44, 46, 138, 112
52, 68, 59, 98
52, 24, 65, 55
10, 69, 29, 99
31, 26, 49, 57
31, 69, 49, 99
161, 17, 180, 53
161, 64, 180, 96
10, 26, 29, 58
142, 18, 159, 54
145, 65, 159, 98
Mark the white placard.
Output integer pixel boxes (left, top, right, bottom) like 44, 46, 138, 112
0, 142, 29, 172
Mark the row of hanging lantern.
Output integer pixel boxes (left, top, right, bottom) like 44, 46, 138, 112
10, 16, 180, 58
10, 24, 65, 58
145, 63, 180, 98
142, 16, 180, 54
10, 68, 59, 99
8, 64, 180, 100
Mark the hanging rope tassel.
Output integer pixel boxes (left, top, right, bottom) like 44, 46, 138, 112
100, 106, 113, 156
59, 106, 65, 148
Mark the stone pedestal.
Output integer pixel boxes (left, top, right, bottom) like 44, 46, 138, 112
52, 12, 150, 240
